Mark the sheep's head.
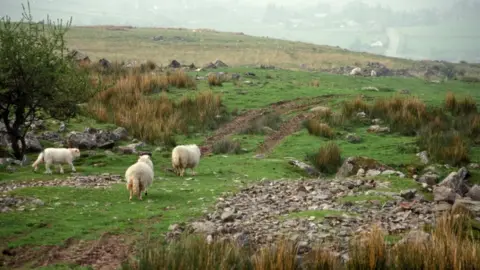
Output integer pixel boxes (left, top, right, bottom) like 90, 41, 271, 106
138, 154, 152, 163
69, 148, 81, 158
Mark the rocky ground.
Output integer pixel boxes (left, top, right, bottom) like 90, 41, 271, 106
166, 159, 480, 259
0, 174, 122, 213
166, 177, 434, 258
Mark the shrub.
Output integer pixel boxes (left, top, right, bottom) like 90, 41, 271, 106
308, 142, 342, 174
305, 120, 335, 139
212, 138, 242, 155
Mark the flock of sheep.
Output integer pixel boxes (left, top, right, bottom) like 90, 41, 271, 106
31, 144, 202, 201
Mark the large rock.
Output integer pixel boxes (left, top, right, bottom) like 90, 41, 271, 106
397, 230, 431, 245
24, 132, 43, 152
452, 199, 480, 216
438, 167, 470, 196
433, 186, 456, 203
419, 172, 439, 186
336, 156, 392, 178
466, 185, 480, 201
66, 128, 120, 150
112, 127, 129, 140
416, 151, 429, 164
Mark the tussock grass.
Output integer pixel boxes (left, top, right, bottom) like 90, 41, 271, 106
87, 74, 222, 145
307, 142, 342, 174
445, 92, 478, 116
337, 93, 477, 166
341, 97, 369, 118
305, 120, 335, 139
208, 73, 224, 87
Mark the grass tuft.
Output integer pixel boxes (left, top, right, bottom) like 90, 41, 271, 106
307, 142, 342, 174
305, 120, 335, 139
212, 138, 242, 155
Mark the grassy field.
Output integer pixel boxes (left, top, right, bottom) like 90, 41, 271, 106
1, 25, 480, 269
65, 26, 417, 70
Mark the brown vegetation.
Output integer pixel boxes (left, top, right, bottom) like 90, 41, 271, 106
87, 73, 221, 145
305, 120, 335, 139
308, 142, 342, 174
123, 210, 479, 270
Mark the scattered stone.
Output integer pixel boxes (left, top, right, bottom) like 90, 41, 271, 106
288, 159, 321, 177
337, 157, 392, 178
309, 106, 330, 113
416, 151, 429, 164
433, 186, 456, 204
345, 133, 362, 143
367, 125, 390, 133
466, 185, 480, 201
400, 189, 417, 200
112, 127, 129, 140
418, 172, 439, 186
0, 174, 123, 194
397, 230, 431, 245
166, 178, 436, 255
452, 199, 480, 216
438, 167, 470, 196
365, 169, 381, 177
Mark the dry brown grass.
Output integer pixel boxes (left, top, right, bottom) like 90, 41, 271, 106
347, 225, 388, 270
208, 73, 224, 87
341, 97, 369, 118
305, 120, 335, 139
124, 210, 479, 270
87, 74, 221, 145
445, 92, 478, 116
310, 80, 320, 87
370, 96, 428, 135
307, 142, 342, 174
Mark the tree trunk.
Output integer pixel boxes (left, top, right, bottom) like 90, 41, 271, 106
9, 134, 25, 160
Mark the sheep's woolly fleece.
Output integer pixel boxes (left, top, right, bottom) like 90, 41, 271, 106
171, 144, 201, 176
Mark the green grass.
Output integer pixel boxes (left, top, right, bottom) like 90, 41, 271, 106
2, 64, 480, 268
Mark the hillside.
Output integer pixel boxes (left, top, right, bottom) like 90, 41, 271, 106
1, 24, 480, 269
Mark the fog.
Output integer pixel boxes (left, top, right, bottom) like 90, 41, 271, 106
1, 0, 480, 62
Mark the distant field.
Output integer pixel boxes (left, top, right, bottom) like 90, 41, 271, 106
396, 22, 480, 62
64, 26, 412, 70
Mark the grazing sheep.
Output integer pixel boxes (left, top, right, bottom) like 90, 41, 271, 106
32, 148, 81, 174
171, 144, 201, 177
125, 154, 154, 201
371, 70, 377, 77
350, 67, 362, 76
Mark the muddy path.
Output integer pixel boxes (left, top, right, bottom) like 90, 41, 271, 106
201, 95, 336, 155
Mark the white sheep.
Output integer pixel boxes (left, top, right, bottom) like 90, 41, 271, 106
125, 154, 154, 201
371, 70, 377, 77
350, 67, 362, 76
171, 144, 201, 177
32, 147, 81, 174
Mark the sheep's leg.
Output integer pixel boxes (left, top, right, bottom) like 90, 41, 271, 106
190, 168, 197, 176
180, 168, 185, 177
59, 164, 64, 174
69, 161, 76, 172
129, 189, 133, 201
44, 162, 52, 174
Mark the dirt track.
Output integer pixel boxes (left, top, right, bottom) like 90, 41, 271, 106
202, 95, 335, 154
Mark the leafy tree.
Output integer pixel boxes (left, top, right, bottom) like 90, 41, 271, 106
0, 3, 94, 159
